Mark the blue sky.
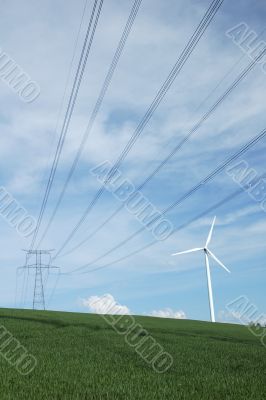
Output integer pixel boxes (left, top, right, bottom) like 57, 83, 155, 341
0, 0, 265, 323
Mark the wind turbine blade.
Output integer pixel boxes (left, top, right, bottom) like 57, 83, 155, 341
205, 216, 216, 247
207, 249, 231, 273
172, 248, 202, 256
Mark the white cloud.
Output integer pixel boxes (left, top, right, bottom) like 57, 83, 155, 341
218, 310, 246, 324
218, 309, 266, 326
82, 294, 187, 321
82, 293, 130, 315
150, 308, 186, 319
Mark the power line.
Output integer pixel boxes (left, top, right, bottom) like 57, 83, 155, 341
18, 262, 28, 308
66, 125, 266, 274
30, 0, 104, 250
194, 26, 266, 114
54, 0, 224, 258
62, 44, 266, 257
77, 180, 264, 276
16, 0, 89, 308
46, 269, 61, 309
37, 0, 143, 247
39, 0, 89, 191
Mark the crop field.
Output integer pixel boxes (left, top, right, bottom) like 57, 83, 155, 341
0, 308, 265, 399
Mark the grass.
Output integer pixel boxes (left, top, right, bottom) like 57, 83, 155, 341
0, 308, 265, 399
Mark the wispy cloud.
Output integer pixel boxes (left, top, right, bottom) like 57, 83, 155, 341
150, 308, 186, 319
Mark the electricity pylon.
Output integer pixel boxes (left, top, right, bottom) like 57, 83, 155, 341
18, 249, 59, 310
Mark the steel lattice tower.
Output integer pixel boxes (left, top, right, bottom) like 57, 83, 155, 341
19, 249, 59, 310
32, 250, 46, 310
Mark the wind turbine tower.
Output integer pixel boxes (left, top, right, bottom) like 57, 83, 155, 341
172, 217, 231, 322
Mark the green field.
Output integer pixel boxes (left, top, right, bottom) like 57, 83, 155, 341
0, 308, 265, 399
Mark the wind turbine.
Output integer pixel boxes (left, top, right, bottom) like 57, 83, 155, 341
172, 216, 230, 323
